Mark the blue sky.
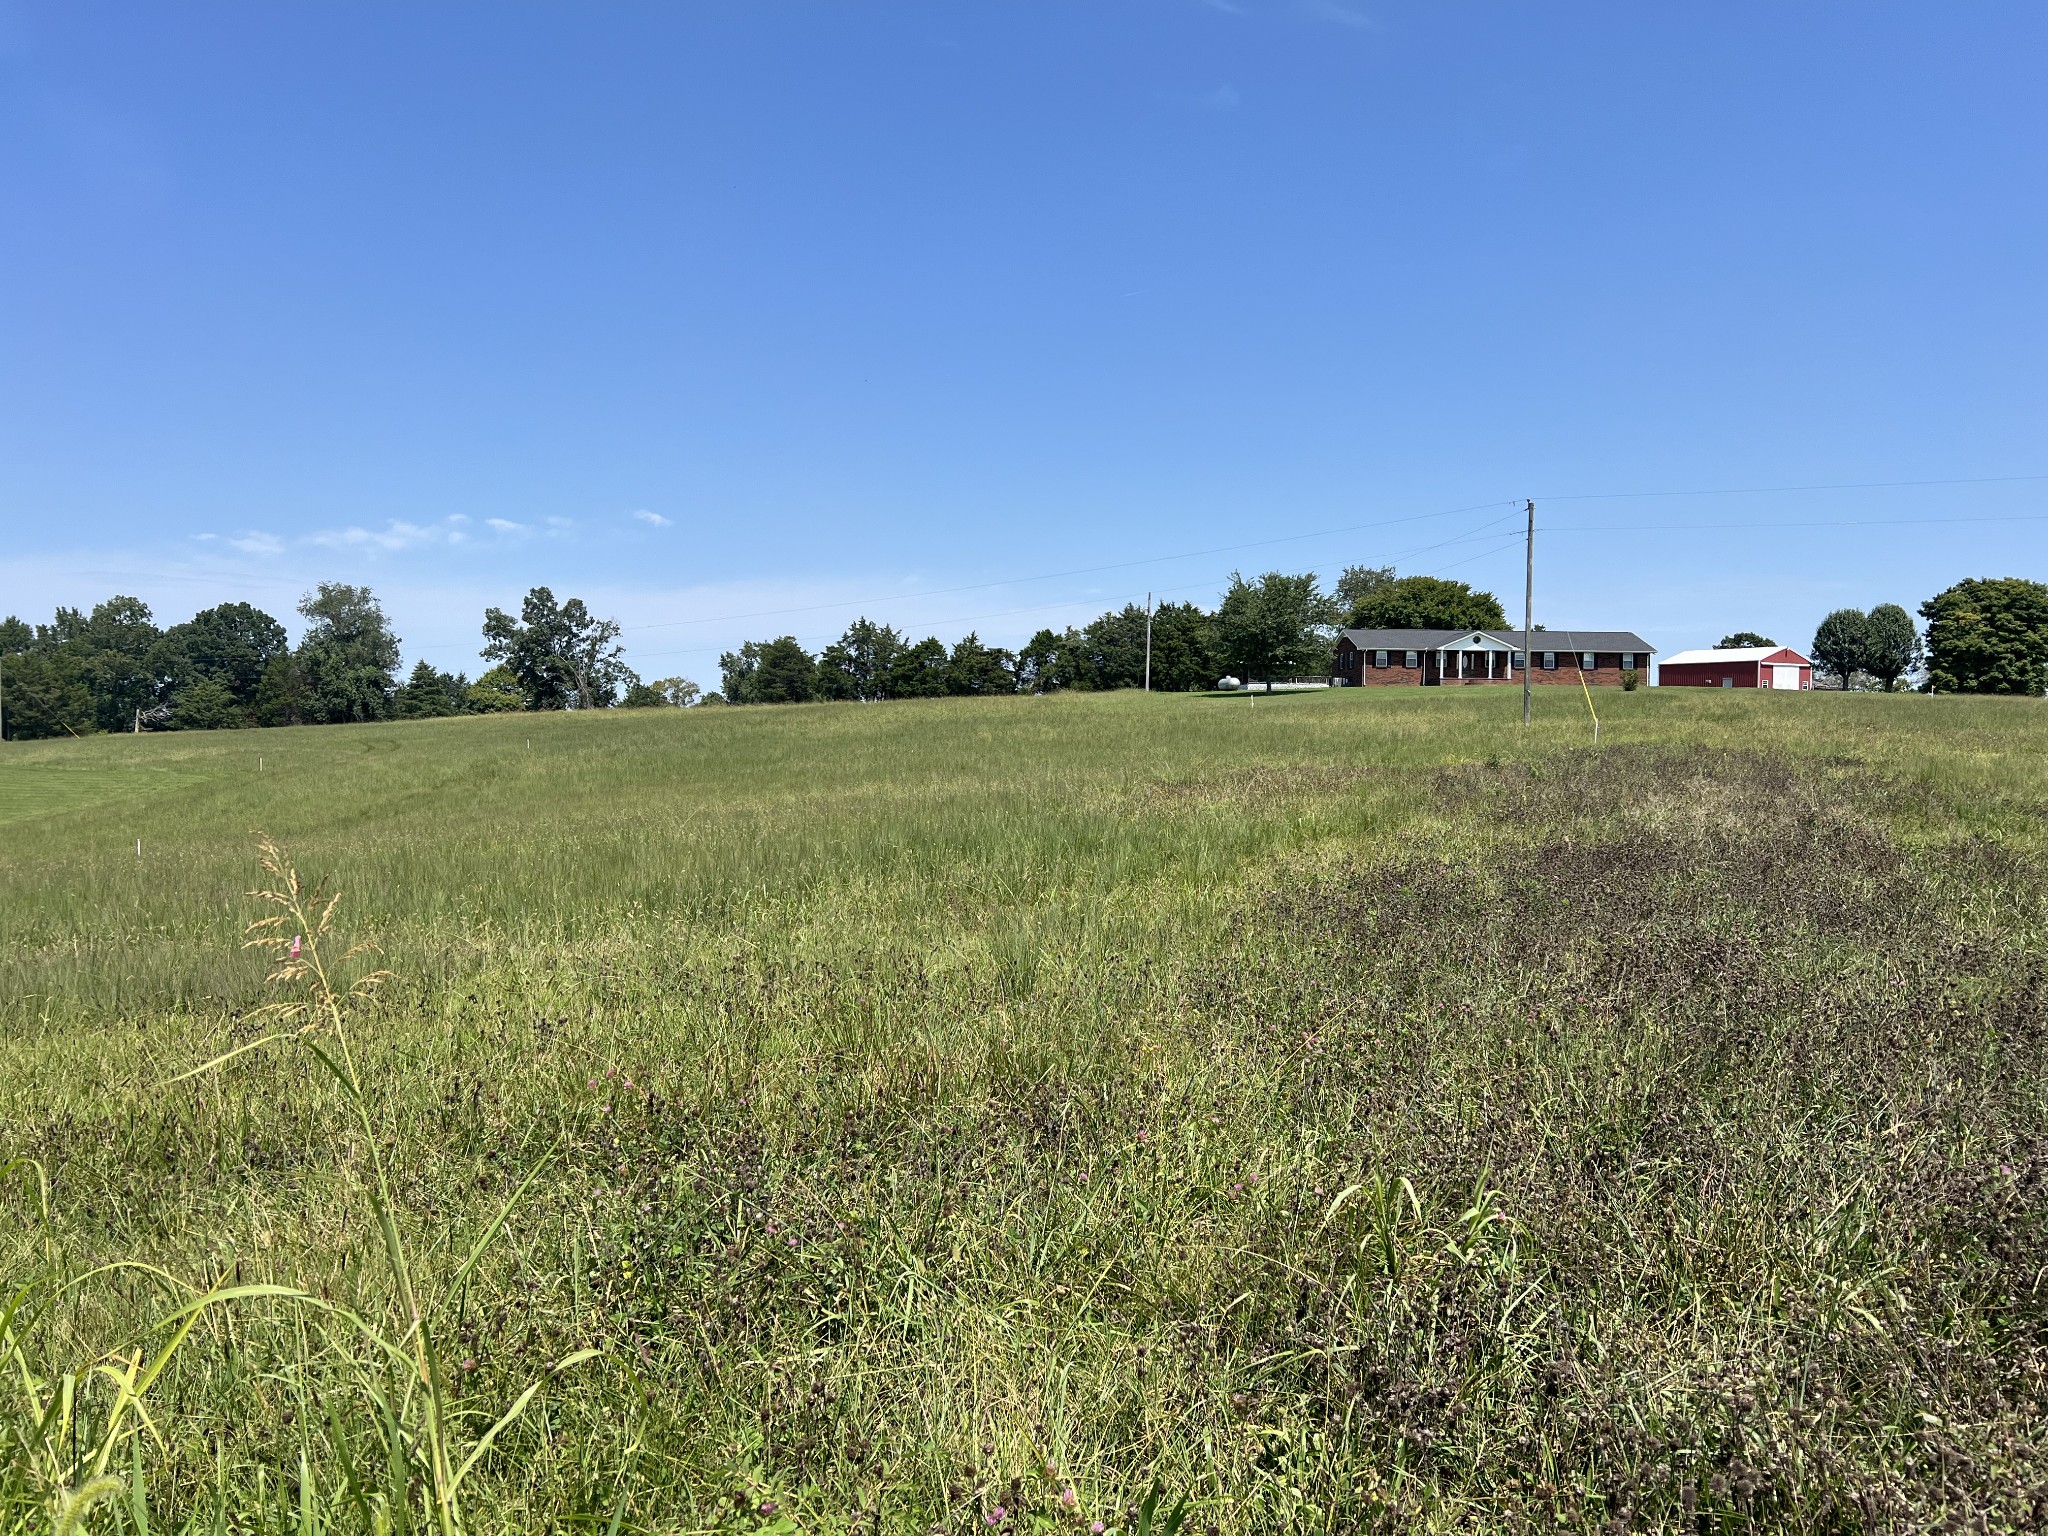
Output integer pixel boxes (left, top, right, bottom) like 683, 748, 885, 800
3, 1, 2044, 680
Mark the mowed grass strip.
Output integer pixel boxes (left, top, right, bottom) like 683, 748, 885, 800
4, 688, 2048, 1533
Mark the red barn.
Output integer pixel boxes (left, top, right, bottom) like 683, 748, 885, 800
1658, 645, 1812, 690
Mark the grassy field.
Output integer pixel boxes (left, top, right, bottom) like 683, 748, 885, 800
5, 686, 2048, 1534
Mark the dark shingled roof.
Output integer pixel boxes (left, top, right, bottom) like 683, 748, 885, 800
1338, 628, 1654, 652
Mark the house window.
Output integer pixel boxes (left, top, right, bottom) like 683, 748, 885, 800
1580, 652, 1595, 670
1512, 652, 1525, 669
1542, 652, 1556, 670
1621, 652, 1635, 669
1373, 650, 1388, 668
1404, 650, 1418, 668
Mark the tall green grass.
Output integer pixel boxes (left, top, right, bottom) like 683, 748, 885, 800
5, 688, 2048, 1532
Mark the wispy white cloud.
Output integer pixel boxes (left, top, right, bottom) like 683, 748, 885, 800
228, 531, 284, 555
633, 510, 672, 527
546, 516, 575, 530
484, 518, 522, 533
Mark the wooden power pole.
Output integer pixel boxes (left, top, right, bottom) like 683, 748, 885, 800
1144, 593, 1153, 692
1521, 499, 1535, 727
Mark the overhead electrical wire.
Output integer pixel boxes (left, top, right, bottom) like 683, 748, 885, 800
624, 514, 1531, 662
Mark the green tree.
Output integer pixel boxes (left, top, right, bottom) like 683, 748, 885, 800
168, 676, 244, 731
815, 619, 904, 702
465, 666, 528, 714
884, 637, 951, 698
1920, 578, 2048, 696
1716, 632, 1775, 649
0, 651, 94, 739
621, 676, 701, 708
1346, 576, 1505, 631
1861, 604, 1921, 692
1079, 605, 1151, 690
254, 653, 312, 726
1811, 608, 1874, 690
481, 588, 631, 709
720, 637, 817, 703
946, 633, 1016, 695
1334, 564, 1397, 615
1146, 601, 1222, 692
156, 602, 289, 709
395, 661, 469, 718
1218, 571, 1336, 689
47, 596, 163, 731
1017, 627, 1088, 693
297, 584, 401, 723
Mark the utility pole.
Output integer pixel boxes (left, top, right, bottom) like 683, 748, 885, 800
1144, 593, 1153, 692
1521, 499, 1535, 727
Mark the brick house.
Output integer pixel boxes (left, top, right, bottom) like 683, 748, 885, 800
1332, 629, 1655, 687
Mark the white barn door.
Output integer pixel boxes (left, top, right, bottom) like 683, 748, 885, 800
1772, 665, 1801, 690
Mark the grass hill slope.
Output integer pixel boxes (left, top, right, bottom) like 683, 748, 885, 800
4, 688, 2048, 1532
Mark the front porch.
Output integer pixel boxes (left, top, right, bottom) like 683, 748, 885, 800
1424, 637, 1518, 686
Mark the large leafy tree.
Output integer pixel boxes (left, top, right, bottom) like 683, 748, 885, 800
1811, 608, 1873, 690
815, 619, 904, 702
1346, 576, 1505, 632
1861, 604, 1921, 692
46, 596, 163, 731
720, 637, 817, 703
1333, 564, 1396, 615
297, 583, 402, 723
156, 602, 289, 716
1920, 578, 2048, 696
1217, 571, 1336, 688
1716, 632, 1775, 649
481, 587, 630, 709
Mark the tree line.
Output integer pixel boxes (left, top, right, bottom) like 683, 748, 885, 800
0, 584, 699, 739
715, 567, 1511, 703
1721, 578, 2048, 694
8, 566, 2043, 737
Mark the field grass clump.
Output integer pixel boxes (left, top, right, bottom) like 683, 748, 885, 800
4, 689, 2048, 1532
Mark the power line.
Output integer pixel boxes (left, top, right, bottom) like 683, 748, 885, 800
1543, 510, 2048, 533
1537, 472, 2048, 503
625, 522, 1530, 662
618, 498, 1519, 632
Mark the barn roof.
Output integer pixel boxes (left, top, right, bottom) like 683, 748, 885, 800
1662, 646, 1811, 666
1338, 628, 1654, 652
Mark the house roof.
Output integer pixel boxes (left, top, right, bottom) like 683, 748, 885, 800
1339, 628, 1655, 652
1662, 646, 1811, 666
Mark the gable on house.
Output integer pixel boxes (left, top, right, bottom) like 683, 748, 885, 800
1333, 628, 1654, 686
